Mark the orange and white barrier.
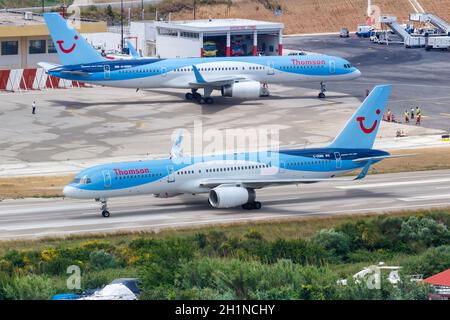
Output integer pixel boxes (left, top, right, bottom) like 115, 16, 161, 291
0, 68, 88, 92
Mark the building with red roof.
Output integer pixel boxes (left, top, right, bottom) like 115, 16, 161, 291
424, 269, 450, 300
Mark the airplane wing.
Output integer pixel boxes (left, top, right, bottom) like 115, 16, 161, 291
189, 65, 248, 88
199, 177, 353, 189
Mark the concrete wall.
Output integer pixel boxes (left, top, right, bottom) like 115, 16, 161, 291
0, 36, 59, 69
156, 34, 201, 58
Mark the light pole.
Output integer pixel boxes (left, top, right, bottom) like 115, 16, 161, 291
121, 0, 124, 53
42, 0, 44, 13
193, 0, 196, 20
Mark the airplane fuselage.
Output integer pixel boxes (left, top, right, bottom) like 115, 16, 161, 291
63, 148, 387, 200
49, 54, 361, 89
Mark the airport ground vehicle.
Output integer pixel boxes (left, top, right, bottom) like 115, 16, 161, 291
340, 28, 350, 38
203, 41, 218, 57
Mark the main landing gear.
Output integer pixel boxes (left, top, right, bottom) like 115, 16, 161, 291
96, 198, 110, 218
185, 89, 214, 104
318, 81, 327, 99
242, 201, 262, 210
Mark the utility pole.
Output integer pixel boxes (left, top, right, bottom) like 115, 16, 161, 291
121, 0, 124, 53
193, 0, 196, 20
42, 0, 44, 13
141, 0, 145, 20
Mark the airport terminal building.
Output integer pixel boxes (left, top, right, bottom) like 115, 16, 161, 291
0, 10, 107, 69
131, 18, 284, 58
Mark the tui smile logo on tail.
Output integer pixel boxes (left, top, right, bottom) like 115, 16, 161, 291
356, 109, 380, 134
56, 35, 78, 54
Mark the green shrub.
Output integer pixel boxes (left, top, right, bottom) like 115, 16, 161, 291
88, 251, 117, 271
402, 245, 450, 277
399, 216, 449, 248
3, 275, 54, 300
313, 229, 351, 259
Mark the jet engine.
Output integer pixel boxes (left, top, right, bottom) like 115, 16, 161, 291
221, 81, 261, 99
208, 187, 255, 208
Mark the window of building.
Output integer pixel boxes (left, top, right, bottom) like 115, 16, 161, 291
47, 39, 57, 53
1, 41, 18, 56
158, 28, 178, 37
29, 40, 46, 54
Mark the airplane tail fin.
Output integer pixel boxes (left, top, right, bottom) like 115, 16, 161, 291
126, 40, 140, 59
44, 13, 106, 65
329, 85, 392, 150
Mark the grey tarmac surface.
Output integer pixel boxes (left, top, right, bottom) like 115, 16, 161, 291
284, 35, 450, 131
1, 169, 450, 240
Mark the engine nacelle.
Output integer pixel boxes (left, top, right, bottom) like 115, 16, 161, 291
208, 187, 255, 208
221, 81, 261, 99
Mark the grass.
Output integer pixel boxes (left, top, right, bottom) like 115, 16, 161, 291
1, 147, 449, 200
0, 207, 447, 255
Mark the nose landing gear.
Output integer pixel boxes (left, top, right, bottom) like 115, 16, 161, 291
318, 82, 327, 99
96, 198, 110, 217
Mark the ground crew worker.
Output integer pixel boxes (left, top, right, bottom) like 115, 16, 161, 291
404, 110, 409, 123
416, 106, 421, 117
31, 101, 36, 114
387, 109, 392, 122
416, 113, 421, 126
410, 107, 414, 120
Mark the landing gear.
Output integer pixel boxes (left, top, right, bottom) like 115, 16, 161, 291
318, 81, 327, 99
97, 198, 110, 218
184, 89, 214, 104
242, 201, 262, 210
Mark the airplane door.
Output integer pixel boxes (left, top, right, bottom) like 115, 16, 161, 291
329, 60, 336, 74
267, 62, 275, 75
102, 170, 112, 188
103, 65, 111, 79
334, 152, 342, 169
161, 66, 167, 77
166, 166, 175, 183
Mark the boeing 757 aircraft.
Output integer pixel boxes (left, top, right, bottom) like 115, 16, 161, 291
63, 85, 402, 217
40, 13, 361, 104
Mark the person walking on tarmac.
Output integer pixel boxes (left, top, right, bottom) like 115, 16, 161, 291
386, 109, 392, 122
404, 109, 410, 123
416, 106, 421, 119
416, 113, 421, 126
31, 101, 36, 115
410, 107, 415, 121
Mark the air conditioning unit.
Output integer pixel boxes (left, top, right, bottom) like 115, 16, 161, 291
24, 12, 33, 20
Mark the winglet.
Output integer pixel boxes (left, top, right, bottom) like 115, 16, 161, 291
126, 40, 140, 59
192, 65, 206, 84
170, 129, 183, 160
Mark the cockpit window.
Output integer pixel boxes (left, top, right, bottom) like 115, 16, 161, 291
79, 176, 92, 185
344, 64, 354, 69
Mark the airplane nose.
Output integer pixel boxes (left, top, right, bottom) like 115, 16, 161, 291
353, 69, 361, 78
63, 185, 76, 198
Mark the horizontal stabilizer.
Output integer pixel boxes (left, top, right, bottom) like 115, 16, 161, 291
38, 62, 60, 71
352, 154, 417, 163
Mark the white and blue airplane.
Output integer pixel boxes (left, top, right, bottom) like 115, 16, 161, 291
40, 13, 361, 104
63, 85, 403, 217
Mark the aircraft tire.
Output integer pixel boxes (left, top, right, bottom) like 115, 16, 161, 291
102, 210, 110, 218
318, 92, 326, 99
205, 97, 214, 104
254, 201, 262, 210
185, 92, 193, 100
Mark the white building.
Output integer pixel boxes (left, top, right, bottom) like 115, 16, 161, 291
0, 10, 107, 69
130, 18, 284, 58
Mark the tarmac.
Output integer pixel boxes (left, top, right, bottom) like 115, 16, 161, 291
0, 169, 449, 240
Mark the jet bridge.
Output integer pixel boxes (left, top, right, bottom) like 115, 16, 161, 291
379, 15, 426, 48
410, 13, 450, 35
